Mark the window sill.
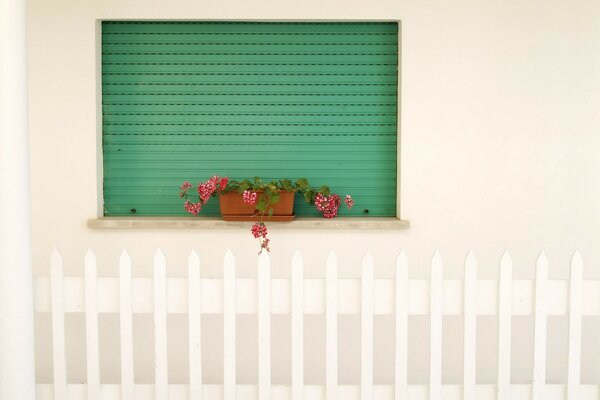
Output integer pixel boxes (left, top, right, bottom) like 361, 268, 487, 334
88, 217, 409, 230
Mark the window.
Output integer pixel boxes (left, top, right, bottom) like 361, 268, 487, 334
102, 21, 398, 217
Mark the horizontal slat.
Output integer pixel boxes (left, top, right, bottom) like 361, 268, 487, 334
33, 277, 600, 316
102, 21, 399, 34
103, 53, 398, 64
102, 72, 396, 84
102, 34, 398, 44
103, 113, 396, 124
102, 63, 398, 74
102, 102, 397, 113
103, 132, 397, 144
104, 159, 394, 171
103, 43, 398, 53
103, 169, 397, 179
33, 383, 600, 400
103, 177, 394, 187
104, 194, 393, 206
103, 148, 396, 161
102, 93, 396, 104
104, 187, 396, 198
103, 205, 394, 217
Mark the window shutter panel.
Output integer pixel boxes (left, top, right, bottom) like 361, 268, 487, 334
102, 21, 398, 216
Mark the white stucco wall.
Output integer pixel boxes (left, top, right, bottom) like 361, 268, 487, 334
28, 0, 600, 386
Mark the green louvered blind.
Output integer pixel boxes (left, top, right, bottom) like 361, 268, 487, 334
102, 21, 398, 216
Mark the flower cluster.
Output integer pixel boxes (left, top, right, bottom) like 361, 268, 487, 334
344, 195, 355, 209
198, 175, 227, 204
179, 181, 192, 197
180, 176, 228, 215
242, 190, 258, 205
314, 193, 354, 218
315, 193, 340, 218
184, 200, 202, 215
251, 222, 270, 254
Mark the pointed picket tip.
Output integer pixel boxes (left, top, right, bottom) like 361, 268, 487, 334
431, 250, 442, 266
50, 249, 62, 275
119, 249, 131, 266
465, 250, 477, 265
292, 250, 303, 268
84, 249, 96, 277
395, 250, 408, 279
188, 250, 200, 268
224, 249, 235, 266
396, 250, 408, 266
362, 251, 374, 268
85, 248, 96, 264
571, 250, 583, 267
464, 250, 477, 274
154, 248, 166, 264
258, 251, 270, 268
431, 250, 443, 279
51, 248, 63, 268
570, 251, 583, 280
500, 251, 513, 268
50, 248, 62, 267
326, 250, 337, 266
536, 251, 549, 268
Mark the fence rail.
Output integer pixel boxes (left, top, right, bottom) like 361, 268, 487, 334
34, 249, 598, 400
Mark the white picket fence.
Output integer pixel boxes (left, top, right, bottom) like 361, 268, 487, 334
33, 249, 600, 400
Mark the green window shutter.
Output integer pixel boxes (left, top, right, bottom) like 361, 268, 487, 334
102, 21, 398, 217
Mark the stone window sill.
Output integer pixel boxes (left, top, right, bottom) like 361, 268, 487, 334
88, 217, 409, 230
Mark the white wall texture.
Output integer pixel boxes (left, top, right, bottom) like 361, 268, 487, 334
28, 0, 600, 387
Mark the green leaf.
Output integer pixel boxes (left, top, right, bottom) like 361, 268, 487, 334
295, 178, 308, 188
279, 179, 293, 191
319, 186, 331, 195
270, 191, 280, 204
304, 190, 313, 204
256, 196, 267, 212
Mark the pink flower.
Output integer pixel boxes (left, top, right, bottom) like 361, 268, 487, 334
180, 181, 192, 190
179, 181, 192, 197
243, 190, 258, 205
344, 195, 354, 209
260, 238, 270, 253
315, 193, 341, 218
184, 200, 202, 215
219, 177, 229, 191
198, 175, 221, 204
251, 222, 268, 238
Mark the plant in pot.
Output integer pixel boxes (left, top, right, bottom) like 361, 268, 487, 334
179, 176, 354, 253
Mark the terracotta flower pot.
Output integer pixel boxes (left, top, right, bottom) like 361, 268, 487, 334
218, 190, 295, 221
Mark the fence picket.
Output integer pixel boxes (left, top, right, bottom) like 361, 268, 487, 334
497, 252, 513, 400
361, 252, 374, 400
224, 250, 236, 400
291, 251, 304, 400
84, 249, 100, 400
119, 250, 135, 400
532, 252, 548, 400
154, 249, 168, 400
188, 251, 202, 400
430, 251, 443, 400
463, 252, 477, 400
567, 251, 583, 400
51, 249, 67, 400
326, 251, 338, 400
395, 251, 408, 400
258, 253, 271, 400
